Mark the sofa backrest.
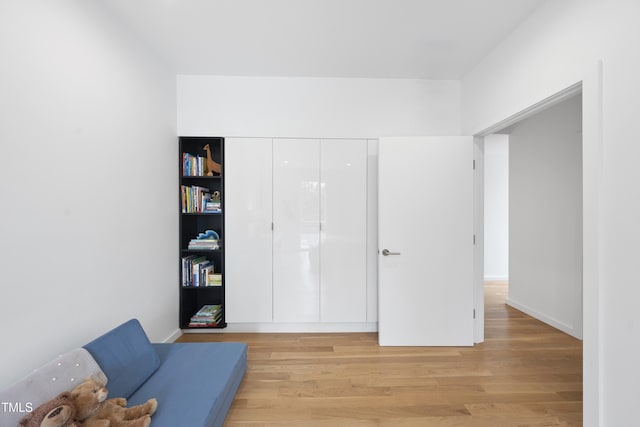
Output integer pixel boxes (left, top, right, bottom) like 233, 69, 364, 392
0, 348, 106, 427
83, 318, 160, 399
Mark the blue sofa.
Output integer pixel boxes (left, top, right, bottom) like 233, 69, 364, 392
0, 319, 247, 427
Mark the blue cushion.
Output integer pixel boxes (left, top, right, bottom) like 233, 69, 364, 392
83, 319, 160, 398
127, 342, 247, 427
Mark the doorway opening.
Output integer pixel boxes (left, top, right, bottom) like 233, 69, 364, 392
472, 66, 602, 422
483, 92, 583, 339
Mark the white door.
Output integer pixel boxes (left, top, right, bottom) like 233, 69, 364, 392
320, 139, 367, 322
378, 136, 474, 346
225, 137, 273, 323
273, 139, 321, 322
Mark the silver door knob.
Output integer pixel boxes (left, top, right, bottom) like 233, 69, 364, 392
382, 249, 401, 256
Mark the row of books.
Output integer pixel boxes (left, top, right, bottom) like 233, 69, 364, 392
181, 255, 223, 287
181, 185, 221, 213
182, 153, 209, 177
189, 304, 223, 327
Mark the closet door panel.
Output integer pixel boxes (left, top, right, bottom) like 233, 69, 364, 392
225, 137, 273, 323
273, 139, 321, 322
320, 139, 368, 322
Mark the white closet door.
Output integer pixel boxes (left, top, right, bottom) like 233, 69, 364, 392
320, 139, 367, 322
225, 137, 273, 323
273, 139, 321, 322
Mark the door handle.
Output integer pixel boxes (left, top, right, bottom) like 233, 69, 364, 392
382, 249, 401, 256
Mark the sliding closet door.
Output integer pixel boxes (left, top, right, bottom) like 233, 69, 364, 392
320, 139, 367, 322
273, 139, 321, 322
225, 137, 273, 322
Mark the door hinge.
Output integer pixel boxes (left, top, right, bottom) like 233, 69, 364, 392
473, 159, 476, 170
473, 309, 476, 319
473, 234, 476, 245
271, 222, 274, 231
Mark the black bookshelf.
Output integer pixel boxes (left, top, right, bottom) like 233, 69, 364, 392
179, 136, 226, 329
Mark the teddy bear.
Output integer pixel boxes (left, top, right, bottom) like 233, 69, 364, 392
70, 378, 157, 427
18, 391, 78, 427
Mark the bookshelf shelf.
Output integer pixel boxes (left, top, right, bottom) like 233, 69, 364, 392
181, 177, 222, 181
179, 136, 226, 330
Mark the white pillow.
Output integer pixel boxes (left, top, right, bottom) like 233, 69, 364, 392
0, 348, 106, 426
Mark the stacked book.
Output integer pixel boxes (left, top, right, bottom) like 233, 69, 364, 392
208, 273, 222, 287
204, 198, 221, 213
189, 304, 222, 327
187, 238, 220, 251
187, 229, 220, 251
204, 190, 221, 213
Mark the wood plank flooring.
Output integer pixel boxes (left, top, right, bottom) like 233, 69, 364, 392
177, 282, 582, 426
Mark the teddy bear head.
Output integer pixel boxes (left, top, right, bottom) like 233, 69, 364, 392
18, 391, 76, 427
70, 378, 108, 421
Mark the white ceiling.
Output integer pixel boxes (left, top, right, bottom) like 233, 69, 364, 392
101, 0, 545, 79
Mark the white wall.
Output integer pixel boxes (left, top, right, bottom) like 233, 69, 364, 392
177, 75, 461, 137
462, 0, 640, 424
0, 0, 177, 388
508, 95, 582, 338
483, 134, 509, 281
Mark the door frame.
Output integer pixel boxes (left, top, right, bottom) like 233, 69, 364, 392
473, 81, 584, 343
471, 62, 603, 426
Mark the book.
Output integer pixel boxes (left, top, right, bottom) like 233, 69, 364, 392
181, 255, 208, 287
181, 185, 214, 213
182, 153, 206, 177
187, 238, 220, 250
207, 273, 222, 287
189, 304, 223, 327
188, 230, 221, 250
194, 304, 221, 317
181, 255, 197, 287
191, 257, 208, 287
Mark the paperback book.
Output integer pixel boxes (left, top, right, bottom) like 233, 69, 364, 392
181, 255, 215, 287
189, 304, 222, 327
182, 153, 206, 177
181, 185, 220, 214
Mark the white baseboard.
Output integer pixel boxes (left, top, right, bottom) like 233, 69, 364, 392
162, 328, 183, 343
505, 298, 580, 339
182, 322, 378, 334
484, 275, 509, 281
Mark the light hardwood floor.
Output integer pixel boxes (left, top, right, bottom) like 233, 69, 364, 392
177, 282, 582, 426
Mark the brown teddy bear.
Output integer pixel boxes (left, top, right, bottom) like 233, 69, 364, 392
18, 391, 78, 427
70, 378, 157, 427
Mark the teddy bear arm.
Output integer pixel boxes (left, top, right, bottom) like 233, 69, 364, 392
107, 397, 127, 407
